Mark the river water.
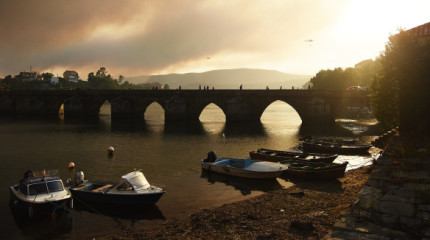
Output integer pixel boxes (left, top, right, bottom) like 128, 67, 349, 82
0, 101, 380, 239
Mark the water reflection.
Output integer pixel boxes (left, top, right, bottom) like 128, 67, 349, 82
222, 122, 266, 136
110, 118, 150, 132
299, 123, 354, 137
72, 200, 165, 221
9, 203, 73, 240
163, 121, 206, 135
200, 170, 287, 196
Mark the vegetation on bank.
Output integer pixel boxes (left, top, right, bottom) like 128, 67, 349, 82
310, 29, 430, 134
309, 59, 380, 91
0, 67, 169, 90
371, 30, 430, 135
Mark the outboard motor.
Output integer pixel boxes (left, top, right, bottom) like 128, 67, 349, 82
74, 171, 85, 186
206, 151, 217, 162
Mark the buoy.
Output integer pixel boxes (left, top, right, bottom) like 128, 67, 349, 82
107, 146, 114, 155
68, 162, 75, 169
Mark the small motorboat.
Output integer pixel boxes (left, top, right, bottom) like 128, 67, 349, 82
9, 170, 72, 217
201, 151, 287, 179
249, 148, 338, 163
69, 170, 165, 205
281, 160, 348, 180
302, 140, 372, 155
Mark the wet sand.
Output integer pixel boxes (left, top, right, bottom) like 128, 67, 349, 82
100, 166, 372, 240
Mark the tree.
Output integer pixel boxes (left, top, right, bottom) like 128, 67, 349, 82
88, 67, 121, 89
41, 72, 54, 82
310, 67, 358, 90
370, 30, 430, 136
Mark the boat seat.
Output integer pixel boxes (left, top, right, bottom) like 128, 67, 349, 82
92, 184, 113, 192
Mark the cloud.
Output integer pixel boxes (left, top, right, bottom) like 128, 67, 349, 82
0, 0, 349, 77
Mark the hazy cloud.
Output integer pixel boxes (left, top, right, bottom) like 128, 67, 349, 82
1, 0, 428, 78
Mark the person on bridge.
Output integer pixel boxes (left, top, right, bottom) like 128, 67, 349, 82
240, 84, 242, 90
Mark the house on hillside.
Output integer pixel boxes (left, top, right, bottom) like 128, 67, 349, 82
51, 77, 59, 85
63, 70, 79, 83
149, 82, 164, 90
19, 71, 41, 81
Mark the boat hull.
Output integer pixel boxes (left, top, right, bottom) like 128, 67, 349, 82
282, 162, 348, 180
201, 159, 286, 179
9, 185, 70, 216
302, 141, 371, 155
249, 149, 337, 163
69, 181, 165, 205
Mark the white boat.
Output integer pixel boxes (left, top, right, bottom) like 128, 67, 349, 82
69, 170, 165, 205
201, 152, 287, 179
9, 170, 72, 217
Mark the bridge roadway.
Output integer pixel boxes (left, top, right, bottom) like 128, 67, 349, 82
0, 89, 368, 125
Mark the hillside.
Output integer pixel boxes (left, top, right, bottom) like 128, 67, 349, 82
125, 68, 312, 89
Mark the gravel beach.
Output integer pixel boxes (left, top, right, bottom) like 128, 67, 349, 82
101, 166, 372, 240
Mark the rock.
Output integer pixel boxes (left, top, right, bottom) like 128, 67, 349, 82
290, 220, 314, 231
378, 201, 415, 217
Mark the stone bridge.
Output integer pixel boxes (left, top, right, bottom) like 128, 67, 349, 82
0, 90, 368, 125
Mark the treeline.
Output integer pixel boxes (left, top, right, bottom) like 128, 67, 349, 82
0, 67, 169, 90
309, 59, 380, 91
311, 30, 430, 135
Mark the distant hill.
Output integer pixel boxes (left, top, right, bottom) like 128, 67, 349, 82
125, 68, 312, 89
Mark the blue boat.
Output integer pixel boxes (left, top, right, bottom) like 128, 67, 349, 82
9, 170, 72, 217
201, 151, 288, 179
69, 170, 165, 205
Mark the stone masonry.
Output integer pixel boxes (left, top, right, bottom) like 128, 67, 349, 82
327, 131, 430, 240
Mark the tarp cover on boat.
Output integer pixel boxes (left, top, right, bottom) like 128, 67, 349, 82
121, 171, 150, 191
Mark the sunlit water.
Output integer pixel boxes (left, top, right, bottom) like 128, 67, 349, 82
0, 101, 380, 239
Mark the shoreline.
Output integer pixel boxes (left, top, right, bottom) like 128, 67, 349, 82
101, 166, 373, 240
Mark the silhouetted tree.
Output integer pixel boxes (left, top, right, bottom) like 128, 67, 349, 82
371, 30, 430, 136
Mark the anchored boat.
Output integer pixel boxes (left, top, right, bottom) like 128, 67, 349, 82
250, 148, 338, 163
69, 170, 165, 205
9, 170, 72, 217
201, 151, 287, 179
302, 140, 371, 155
281, 160, 348, 180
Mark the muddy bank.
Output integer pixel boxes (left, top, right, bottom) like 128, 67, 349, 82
100, 166, 372, 240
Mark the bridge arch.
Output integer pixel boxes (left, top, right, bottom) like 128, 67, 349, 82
199, 103, 226, 122
260, 100, 302, 124
99, 100, 111, 117
144, 101, 165, 123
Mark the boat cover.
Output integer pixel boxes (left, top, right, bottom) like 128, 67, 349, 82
121, 171, 151, 191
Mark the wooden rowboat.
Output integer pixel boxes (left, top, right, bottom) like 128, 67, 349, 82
302, 140, 371, 155
249, 148, 338, 163
281, 160, 348, 180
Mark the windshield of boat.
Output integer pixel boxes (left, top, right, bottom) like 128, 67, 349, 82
47, 180, 64, 192
128, 175, 150, 191
27, 180, 64, 195
28, 183, 48, 195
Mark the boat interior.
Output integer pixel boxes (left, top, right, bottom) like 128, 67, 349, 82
218, 158, 252, 168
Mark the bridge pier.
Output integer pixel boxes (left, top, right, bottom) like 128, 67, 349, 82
164, 99, 201, 123
110, 97, 145, 119
0, 95, 15, 115
293, 98, 336, 126
14, 97, 63, 117
63, 96, 103, 119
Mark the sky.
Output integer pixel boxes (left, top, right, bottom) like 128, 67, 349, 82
0, 0, 429, 79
